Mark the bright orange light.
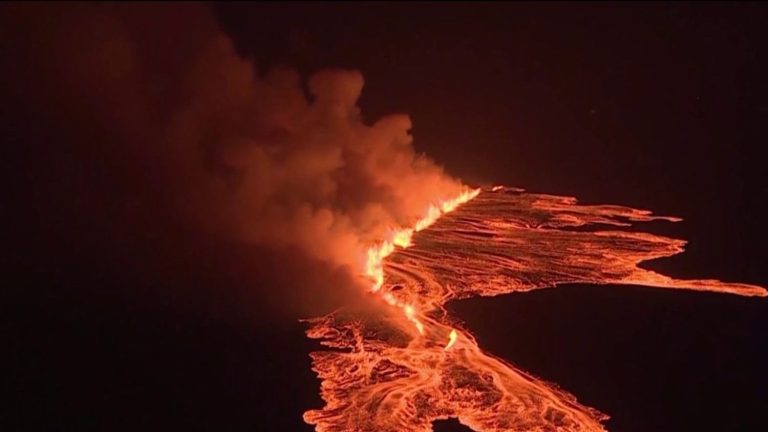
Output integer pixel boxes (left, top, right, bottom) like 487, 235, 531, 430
306, 187, 766, 432
444, 329, 458, 351
364, 188, 480, 291
362, 187, 481, 333
392, 229, 413, 248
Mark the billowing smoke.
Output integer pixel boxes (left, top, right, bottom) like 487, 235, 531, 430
2, 4, 466, 315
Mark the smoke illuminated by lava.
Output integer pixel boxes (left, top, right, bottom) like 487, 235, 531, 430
3, 4, 765, 431
303, 187, 766, 432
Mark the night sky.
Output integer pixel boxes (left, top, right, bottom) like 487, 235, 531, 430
4, 3, 767, 431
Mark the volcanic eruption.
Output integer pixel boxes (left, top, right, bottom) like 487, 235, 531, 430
303, 187, 766, 432
3, 4, 765, 432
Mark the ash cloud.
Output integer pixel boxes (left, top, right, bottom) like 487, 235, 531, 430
2, 3, 465, 317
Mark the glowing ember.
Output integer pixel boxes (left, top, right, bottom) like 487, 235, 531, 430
304, 186, 766, 432
444, 329, 458, 351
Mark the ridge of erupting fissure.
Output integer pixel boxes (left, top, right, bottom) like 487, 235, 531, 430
363, 187, 481, 344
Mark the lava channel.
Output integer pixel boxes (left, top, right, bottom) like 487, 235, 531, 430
303, 186, 766, 432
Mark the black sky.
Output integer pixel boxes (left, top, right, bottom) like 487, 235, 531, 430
5, 3, 768, 431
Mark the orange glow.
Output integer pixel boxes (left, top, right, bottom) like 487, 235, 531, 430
402, 304, 425, 335
444, 328, 458, 351
362, 187, 480, 334
305, 186, 766, 432
392, 229, 413, 248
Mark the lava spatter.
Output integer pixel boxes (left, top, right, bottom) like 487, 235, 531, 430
304, 186, 766, 432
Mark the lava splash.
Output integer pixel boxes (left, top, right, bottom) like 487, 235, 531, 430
303, 187, 766, 432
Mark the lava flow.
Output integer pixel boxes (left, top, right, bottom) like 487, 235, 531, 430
303, 186, 766, 432
363, 187, 481, 337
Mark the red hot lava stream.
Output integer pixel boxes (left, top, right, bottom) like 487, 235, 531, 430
303, 186, 766, 432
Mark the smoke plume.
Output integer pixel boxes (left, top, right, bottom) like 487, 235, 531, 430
2, 3, 467, 315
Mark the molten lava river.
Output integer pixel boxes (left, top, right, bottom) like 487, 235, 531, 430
303, 186, 766, 432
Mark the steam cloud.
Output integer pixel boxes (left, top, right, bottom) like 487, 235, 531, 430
3, 4, 466, 313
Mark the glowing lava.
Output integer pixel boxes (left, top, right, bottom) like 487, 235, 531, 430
304, 186, 766, 432
365, 188, 481, 293
363, 187, 480, 337
444, 329, 458, 351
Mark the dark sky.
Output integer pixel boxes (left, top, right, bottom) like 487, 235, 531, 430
5, 3, 768, 431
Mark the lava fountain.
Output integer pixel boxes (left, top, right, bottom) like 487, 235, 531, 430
303, 186, 766, 432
